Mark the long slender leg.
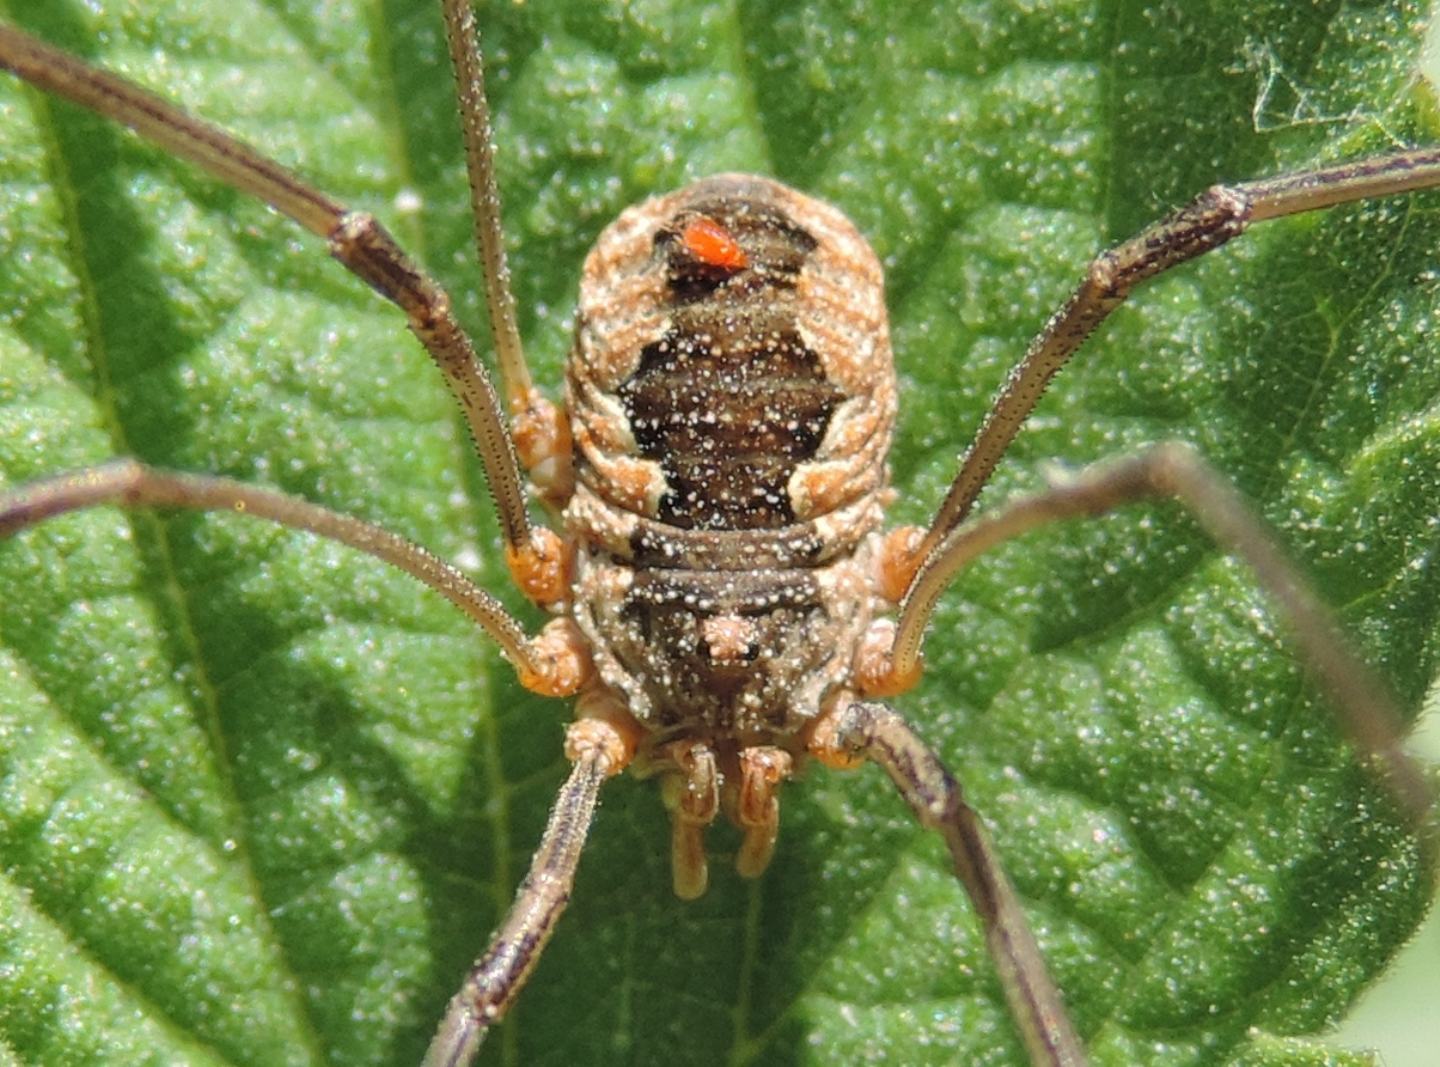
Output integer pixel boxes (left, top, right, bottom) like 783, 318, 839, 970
882, 443, 1432, 834
423, 717, 628, 1067
0, 460, 587, 696
0, 23, 567, 602
439, 0, 572, 503
915, 150, 1440, 569
440, 0, 528, 407
815, 700, 1087, 1067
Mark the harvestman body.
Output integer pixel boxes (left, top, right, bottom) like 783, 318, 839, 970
0, 4, 1435, 1065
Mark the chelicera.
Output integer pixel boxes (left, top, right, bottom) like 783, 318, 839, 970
0, 4, 1434, 1066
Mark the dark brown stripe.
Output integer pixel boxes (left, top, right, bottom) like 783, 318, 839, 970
626, 567, 821, 615
628, 519, 827, 569
617, 184, 843, 531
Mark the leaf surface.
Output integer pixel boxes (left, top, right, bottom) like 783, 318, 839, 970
0, 1, 1436, 1065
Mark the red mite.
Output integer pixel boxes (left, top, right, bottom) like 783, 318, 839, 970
679, 214, 751, 271
0, 7, 1432, 1067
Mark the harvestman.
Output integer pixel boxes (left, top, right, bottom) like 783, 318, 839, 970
0, 4, 1436, 1066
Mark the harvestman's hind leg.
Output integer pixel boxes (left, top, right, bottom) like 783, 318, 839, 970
852, 166, 1440, 1046
0, 11, 571, 601
810, 702, 1086, 1067
834, 443, 1437, 1067
0, 460, 587, 696
423, 711, 634, 1067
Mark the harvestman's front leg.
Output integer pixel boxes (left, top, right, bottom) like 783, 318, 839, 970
892, 148, 1440, 572
888, 443, 1435, 833
864, 149, 1440, 825
435, 0, 571, 504
0, 15, 569, 603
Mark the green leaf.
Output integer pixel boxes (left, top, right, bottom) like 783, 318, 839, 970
1, 1, 1437, 1065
